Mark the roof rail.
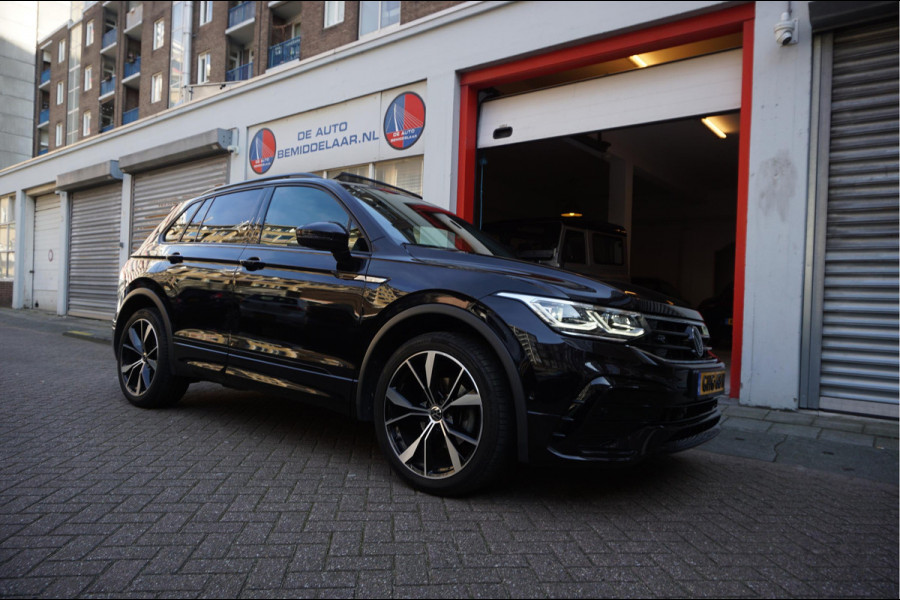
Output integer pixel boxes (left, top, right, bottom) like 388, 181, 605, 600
332, 172, 421, 198
237, 172, 323, 186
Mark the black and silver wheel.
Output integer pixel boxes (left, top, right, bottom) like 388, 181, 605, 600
117, 307, 188, 408
374, 332, 513, 495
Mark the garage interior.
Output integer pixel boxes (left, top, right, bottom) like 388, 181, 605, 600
471, 39, 743, 391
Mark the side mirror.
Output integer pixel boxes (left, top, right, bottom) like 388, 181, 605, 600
297, 221, 350, 256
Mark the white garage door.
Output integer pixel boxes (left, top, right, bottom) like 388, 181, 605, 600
477, 49, 742, 148
32, 193, 61, 313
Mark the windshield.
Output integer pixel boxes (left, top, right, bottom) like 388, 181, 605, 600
343, 184, 514, 258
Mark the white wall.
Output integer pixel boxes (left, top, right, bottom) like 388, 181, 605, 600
741, 1, 814, 409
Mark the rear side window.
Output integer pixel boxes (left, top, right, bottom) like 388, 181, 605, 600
190, 189, 263, 244
164, 200, 205, 242
260, 186, 367, 251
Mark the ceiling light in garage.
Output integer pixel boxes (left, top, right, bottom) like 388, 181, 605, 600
628, 54, 648, 68
701, 117, 727, 139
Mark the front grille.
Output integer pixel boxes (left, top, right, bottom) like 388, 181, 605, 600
637, 315, 711, 361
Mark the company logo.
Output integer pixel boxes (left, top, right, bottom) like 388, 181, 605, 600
249, 128, 276, 174
384, 92, 425, 150
689, 326, 704, 357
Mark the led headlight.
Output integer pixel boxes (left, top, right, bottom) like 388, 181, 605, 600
498, 293, 646, 341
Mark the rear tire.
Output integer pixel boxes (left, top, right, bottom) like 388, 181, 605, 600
374, 332, 514, 496
117, 307, 188, 408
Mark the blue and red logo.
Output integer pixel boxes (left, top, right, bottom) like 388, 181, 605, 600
249, 128, 276, 174
384, 92, 425, 150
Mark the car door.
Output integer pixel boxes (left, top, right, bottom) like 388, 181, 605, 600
228, 184, 371, 409
159, 187, 265, 378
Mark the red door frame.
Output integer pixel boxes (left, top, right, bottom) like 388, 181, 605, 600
455, 3, 754, 398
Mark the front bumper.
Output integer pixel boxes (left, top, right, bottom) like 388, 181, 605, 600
482, 296, 723, 464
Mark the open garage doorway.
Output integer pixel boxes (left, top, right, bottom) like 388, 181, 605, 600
476, 113, 740, 392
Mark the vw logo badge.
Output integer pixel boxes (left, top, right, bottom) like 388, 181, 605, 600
690, 326, 704, 357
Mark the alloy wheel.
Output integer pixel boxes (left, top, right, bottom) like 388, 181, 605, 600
383, 350, 483, 479
120, 318, 159, 396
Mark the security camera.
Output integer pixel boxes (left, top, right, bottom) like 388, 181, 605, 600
774, 12, 798, 46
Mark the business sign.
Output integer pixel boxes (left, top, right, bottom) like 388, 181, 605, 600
249, 128, 276, 174
384, 92, 425, 150
246, 82, 425, 178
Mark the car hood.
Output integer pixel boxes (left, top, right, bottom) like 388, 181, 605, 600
404, 246, 704, 322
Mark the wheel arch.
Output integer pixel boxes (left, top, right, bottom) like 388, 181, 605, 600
356, 303, 530, 462
114, 283, 175, 372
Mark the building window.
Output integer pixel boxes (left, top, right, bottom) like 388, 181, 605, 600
84, 65, 92, 91
324, 1, 345, 28
199, 1, 213, 25
85, 20, 94, 46
55, 123, 63, 146
151, 72, 162, 102
82, 111, 91, 136
359, 1, 400, 37
58, 39, 66, 63
0, 196, 14, 280
197, 52, 210, 83
56, 81, 64, 105
153, 19, 165, 49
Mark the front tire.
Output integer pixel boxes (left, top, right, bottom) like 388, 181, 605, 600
117, 307, 188, 408
374, 332, 514, 496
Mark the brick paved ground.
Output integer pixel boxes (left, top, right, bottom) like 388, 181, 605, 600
0, 315, 897, 598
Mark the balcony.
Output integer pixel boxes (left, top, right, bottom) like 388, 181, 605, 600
225, 62, 253, 82
226, 2, 255, 45
268, 36, 300, 68
123, 107, 139, 125
38, 148, 49, 156
100, 123, 114, 133
269, 1, 302, 21
228, 2, 255, 27
39, 69, 51, 87
125, 4, 143, 38
100, 76, 116, 97
101, 28, 117, 55
38, 108, 49, 125
123, 56, 141, 87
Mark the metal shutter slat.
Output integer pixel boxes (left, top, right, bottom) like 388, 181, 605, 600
816, 22, 900, 413
68, 184, 122, 320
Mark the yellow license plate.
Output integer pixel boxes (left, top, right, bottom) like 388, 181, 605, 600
697, 370, 726, 396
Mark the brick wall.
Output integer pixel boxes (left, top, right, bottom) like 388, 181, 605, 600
401, 1, 464, 24
300, 2, 360, 58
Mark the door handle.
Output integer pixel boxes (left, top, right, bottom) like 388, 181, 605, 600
240, 257, 266, 271
166, 252, 183, 264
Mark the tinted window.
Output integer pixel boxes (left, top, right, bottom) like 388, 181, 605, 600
164, 200, 205, 242
562, 229, 586, 265
261, 186, 366, 251
193, 189, 262, 244
592, 233, 624, 265
344, 184, 512, 257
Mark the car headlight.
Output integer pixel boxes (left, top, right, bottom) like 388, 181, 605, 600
497, 293, 646, 341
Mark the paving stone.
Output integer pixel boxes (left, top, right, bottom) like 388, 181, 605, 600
819, 429, 876, 447
0, 310, 897, 599
864, 421, 900, 439
719, 416, 773, 433
769, 422, 821, 439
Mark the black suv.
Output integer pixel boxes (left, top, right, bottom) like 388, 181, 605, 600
114, 173, 725, 495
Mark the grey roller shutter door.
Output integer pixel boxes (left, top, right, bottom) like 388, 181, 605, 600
818, 22, 899, 415
130, 156, 228, 252
68, 184, 122, 320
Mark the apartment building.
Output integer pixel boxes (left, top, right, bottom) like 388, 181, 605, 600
34, 1, 461, 155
